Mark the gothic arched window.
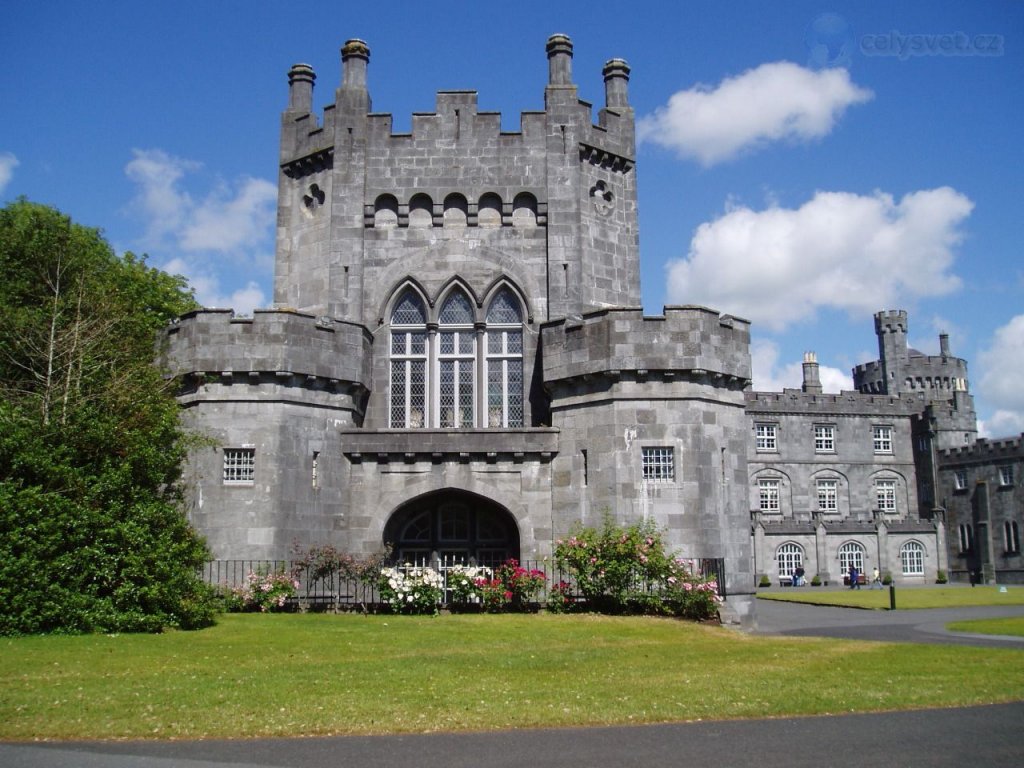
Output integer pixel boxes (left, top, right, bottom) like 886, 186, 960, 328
485, 288, 524, 427
389, 290, 428, 428
438, 290, 476, 428
387, 284, 526, 428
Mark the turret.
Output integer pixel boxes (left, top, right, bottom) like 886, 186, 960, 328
602, 58, 631, 110
874, 309, 909, 395
546, 33, 574, 87
337, 38, 371, 115
287, 63, 315, 114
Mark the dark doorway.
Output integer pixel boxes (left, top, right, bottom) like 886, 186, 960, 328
383, 491, 519, 568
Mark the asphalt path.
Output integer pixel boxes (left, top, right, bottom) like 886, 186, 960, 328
4, 600, 1022, 768
754, 596, 1024, 648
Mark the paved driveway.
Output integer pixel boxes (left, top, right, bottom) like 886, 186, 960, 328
4, 703, 1023, 768
754, 597, 1024, 648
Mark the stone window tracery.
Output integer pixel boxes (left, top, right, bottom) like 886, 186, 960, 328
388, 284, 525, 429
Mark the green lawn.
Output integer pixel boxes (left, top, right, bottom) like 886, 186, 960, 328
947, 616, 1024, 637
2, 612, 1023, 741
758, 585, 1024, 610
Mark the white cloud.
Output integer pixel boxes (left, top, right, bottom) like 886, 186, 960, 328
125, 149, 198, 245
125, 148, 275, 313
977, 315, 1024, 437
162, 257, 267, 315
751, 338, 853, 393
667, 187, 972, 332
637, 62, 873, 165
181, 177, 277, 252
0, 152, 19, 194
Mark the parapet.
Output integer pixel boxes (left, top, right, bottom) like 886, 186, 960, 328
541, 305, 751, 386
939, 434, 1024, 462
280, 34, 635, 178
744, 389, 919, 418
874, 309, 908, 335
162, 308, 372, 390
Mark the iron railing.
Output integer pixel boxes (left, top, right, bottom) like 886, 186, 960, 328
200, 557, 727, 607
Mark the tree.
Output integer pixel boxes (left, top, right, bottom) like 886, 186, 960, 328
0, 199, 215, 634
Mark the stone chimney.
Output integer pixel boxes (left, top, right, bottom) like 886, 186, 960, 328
802, 351, 822, 394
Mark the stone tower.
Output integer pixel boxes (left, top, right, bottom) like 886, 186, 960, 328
163, 34, 755, 625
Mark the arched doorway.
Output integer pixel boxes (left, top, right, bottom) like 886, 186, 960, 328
383, 490, 519, 568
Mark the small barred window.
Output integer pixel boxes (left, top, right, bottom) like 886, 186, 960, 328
223, 448, 255, 485
642, 447, 675, 483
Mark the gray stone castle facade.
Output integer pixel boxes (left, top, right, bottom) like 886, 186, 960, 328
163, 35, 1022, 624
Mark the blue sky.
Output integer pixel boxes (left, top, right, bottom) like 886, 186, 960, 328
2, 1, 1022, 436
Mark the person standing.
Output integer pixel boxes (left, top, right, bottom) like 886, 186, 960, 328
849, 565, 859, 589
872, 566, 882, 589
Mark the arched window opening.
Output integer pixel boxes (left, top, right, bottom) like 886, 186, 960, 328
373, 194, 399, 228
838, 541, 865, 575
958, 523, 974, 553
384, 492, 519, 568
478, 193, 502, 228
438, 290, 476, 428
409, 193, 433, 228
386, 282, 526, 429
1005, 521, 1020, 554
389, 290, 427, 428
443, 193, 468, 228
776, 543, 803, 578
900, 541, 924, 576
485, 289, 524, 427
511, 192, 537, 227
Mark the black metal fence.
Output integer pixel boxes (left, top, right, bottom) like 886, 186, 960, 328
201, 557, 727, 608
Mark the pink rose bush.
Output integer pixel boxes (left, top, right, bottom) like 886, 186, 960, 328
226, 568, 299, 612
554, 518, 721, 620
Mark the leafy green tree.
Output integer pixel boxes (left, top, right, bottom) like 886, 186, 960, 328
0, 199, 215, 634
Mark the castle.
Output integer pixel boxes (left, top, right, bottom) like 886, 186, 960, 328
163, 35, 1023, 625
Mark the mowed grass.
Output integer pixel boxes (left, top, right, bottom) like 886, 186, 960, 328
758, 585, 1024, 610
947, 616, 1024, 637
2, 613, 1023, 741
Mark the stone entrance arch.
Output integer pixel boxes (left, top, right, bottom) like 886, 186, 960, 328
383, 490, 519, 567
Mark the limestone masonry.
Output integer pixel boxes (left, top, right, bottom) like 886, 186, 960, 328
163, 35, 1023, 625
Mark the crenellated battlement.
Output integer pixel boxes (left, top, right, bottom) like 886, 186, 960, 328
745, 389, 918, 417
162, 308, 372, 390
874, 309, 908, 335
939, 434, 1024, 461
541, 305, 751, 386
281, 34, 635, 184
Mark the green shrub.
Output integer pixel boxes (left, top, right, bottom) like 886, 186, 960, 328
810, 574, 822, 586
882, 572, 893, 585
936, 570, 948, 584
554, 517, 721, 619
758, 574, 771, 588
